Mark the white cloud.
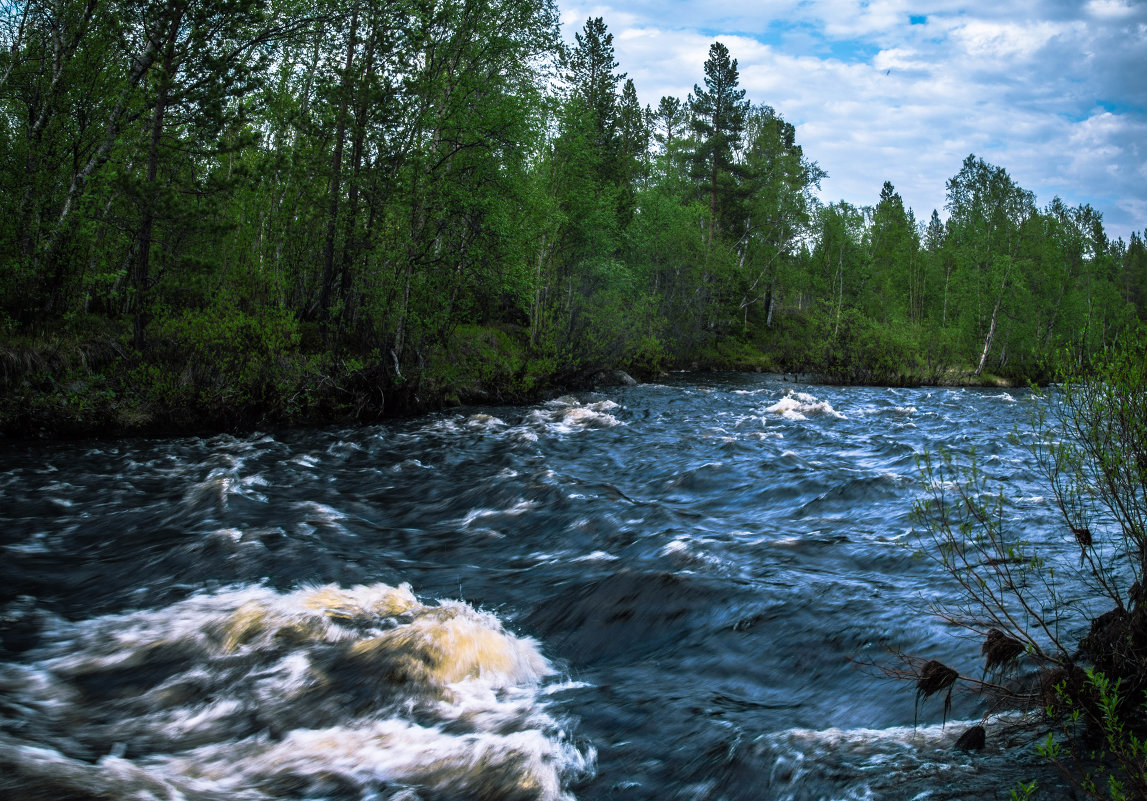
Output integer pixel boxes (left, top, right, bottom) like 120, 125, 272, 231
946, 19, 1074, 62
872, 48, 932, 73
557, 0, 1147, 237
1087, 0, 1138, 20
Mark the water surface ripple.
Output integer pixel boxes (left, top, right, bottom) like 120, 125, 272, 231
0, 376, 1083, 799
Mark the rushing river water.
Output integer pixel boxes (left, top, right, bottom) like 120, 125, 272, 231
1, 375, 1089, 800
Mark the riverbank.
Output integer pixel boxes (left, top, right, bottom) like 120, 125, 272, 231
0, 323, 1022, 440
0, 323, 635, 440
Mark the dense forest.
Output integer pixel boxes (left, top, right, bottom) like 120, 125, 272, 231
2, 0, 1144, 434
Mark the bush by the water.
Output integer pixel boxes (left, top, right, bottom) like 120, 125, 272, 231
905, 330, 1147, 799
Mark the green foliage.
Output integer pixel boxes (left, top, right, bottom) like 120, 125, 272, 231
426, 324, 530, 399
1, 0, 1142, 431
148, 306, 302, 411
575, 258, 665, 370
690, 337, 773, 372
1009, 779, 1039, 800
1040, 669, 1147, 801
817, 308, 923, 384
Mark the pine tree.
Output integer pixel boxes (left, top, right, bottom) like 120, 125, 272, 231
615, 78, 650, 221
564, 16, 624, 150
689, 41, 748, 246
654, 96, 685, 153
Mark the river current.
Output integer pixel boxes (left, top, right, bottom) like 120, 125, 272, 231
1, 375, 1088, 800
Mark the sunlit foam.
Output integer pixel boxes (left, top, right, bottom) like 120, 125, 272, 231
467, 413, 506, 430
1, 583, 593, 800
348, 602, 550, 689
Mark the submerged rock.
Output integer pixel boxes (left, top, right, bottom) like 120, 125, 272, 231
0, 596, 43, 654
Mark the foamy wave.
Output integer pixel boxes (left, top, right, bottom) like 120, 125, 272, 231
764, 392, 845, 421
747, 431, 784, 440
466, 413, 506, 431
521, 397, 623, 435
572, 550, 620, 562
163, 719, 593, 800
1, 583, 593, 801
461, 500, 540, 531
754, 716, 1044, 800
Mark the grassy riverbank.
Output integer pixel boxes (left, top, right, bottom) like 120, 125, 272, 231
0, 318, 1023, 440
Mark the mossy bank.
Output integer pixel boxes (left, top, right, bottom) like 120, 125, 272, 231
1, 318, 1023, 441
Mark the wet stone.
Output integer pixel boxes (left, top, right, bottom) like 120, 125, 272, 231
954, 725, 986, 752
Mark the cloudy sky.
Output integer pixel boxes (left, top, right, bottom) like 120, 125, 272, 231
557, 0, 1147, 241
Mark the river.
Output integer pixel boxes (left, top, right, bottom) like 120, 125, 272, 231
0, 375, 1086, 799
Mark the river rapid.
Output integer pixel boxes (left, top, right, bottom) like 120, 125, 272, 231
1, 375, 1088, 800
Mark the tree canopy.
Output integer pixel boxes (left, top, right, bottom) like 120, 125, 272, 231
1, 5, 1143, 431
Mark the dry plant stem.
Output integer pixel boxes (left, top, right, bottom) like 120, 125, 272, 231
1035, 404, 1127, 609
876, 651, 1044, 713
916, 452, 1069, 663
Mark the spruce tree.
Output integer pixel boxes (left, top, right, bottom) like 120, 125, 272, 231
565, 17, 624, 149
689, 41, 748, 246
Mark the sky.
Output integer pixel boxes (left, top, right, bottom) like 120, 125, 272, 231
557, 0, 1147, 241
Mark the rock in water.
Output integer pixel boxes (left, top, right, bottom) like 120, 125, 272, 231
592, 369, 637, 388
954, 725, 986, 752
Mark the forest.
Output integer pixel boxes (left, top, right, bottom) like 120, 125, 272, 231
1, 0, 1145, 434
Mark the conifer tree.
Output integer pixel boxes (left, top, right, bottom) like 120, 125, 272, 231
689, 41, 748, 246
564, 16, 623, 149
654, 96, 685, 153
868, 181, 921, 324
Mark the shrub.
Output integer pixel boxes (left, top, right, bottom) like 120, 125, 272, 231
904, 327, 1147, 797
148, 306, 302, 413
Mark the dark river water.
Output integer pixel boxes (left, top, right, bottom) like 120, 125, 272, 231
1, 375, 1087, 800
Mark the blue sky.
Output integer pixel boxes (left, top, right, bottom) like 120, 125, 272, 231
558, 0, 1147, 241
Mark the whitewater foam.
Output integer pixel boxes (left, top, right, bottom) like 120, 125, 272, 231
522, 397, 623, 435
764, 391, 845, 421
0, 583, 593, 801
